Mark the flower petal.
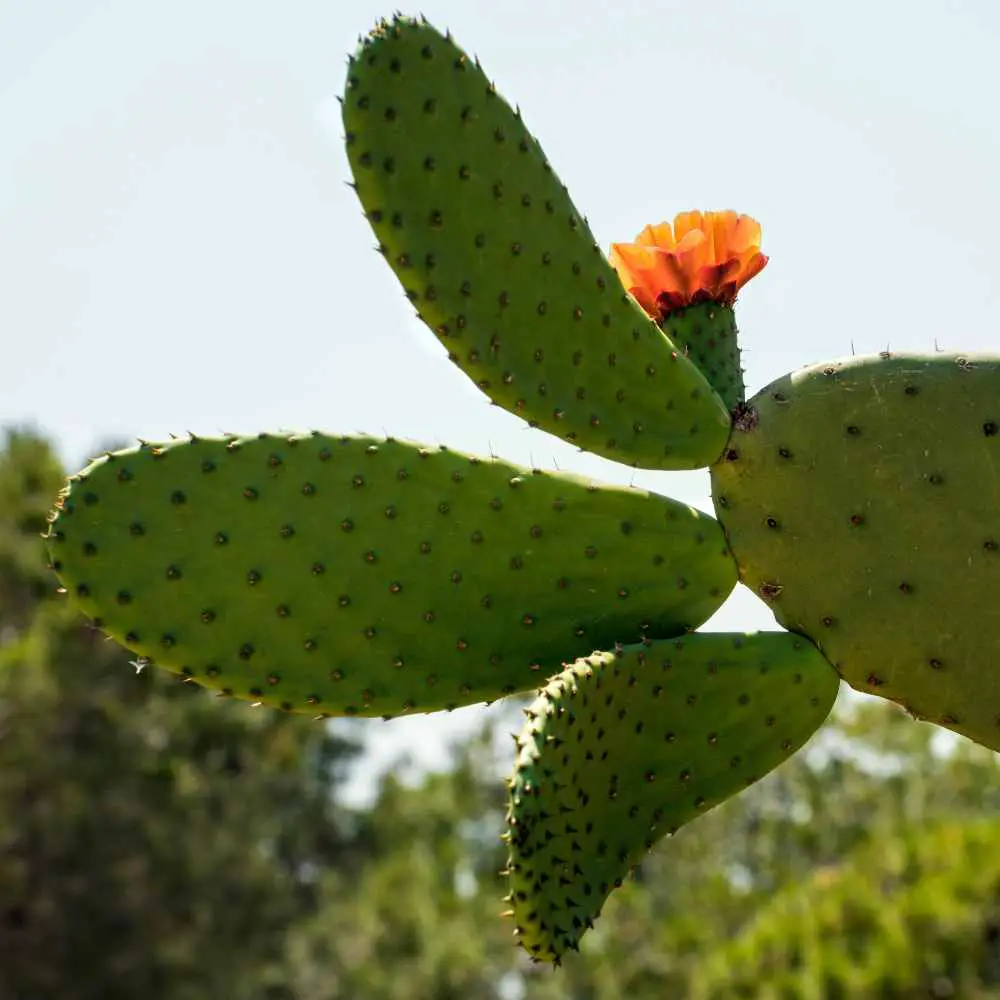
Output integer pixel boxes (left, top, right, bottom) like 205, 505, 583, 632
610, 211, 767, 319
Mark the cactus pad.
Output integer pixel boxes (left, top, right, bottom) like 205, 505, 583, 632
46, 433, 737, 717
505, 631, 838, 962
660, 302, 744, 411
342, 16, 731, 470
711, 353, 1000, 750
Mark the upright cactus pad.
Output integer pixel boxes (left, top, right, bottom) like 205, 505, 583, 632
46, 433, 737, 717
505, 631, 838, 962
711, 353, 1000, 750
343, 17, 732, 471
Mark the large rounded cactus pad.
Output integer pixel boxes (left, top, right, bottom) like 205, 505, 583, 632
342, 16, 732, 471
505, 632, 838, 962
711, 353, 1000, 750
46, 433, 736, 718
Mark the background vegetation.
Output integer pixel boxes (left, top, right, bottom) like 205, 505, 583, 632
2, 427, 999, 999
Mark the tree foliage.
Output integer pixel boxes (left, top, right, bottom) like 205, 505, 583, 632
3, 426, 1000, 998
0, 430, 362, 1000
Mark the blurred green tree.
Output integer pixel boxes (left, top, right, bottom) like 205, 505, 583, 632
6, 426, 1000, 1000
286, 694, 1000, 1000
0, 429, 363, 1000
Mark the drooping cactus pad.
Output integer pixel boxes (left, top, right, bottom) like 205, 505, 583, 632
45, 0, 993, 967
46, 433, 737, 717
505, 631, 839, 961
711, 353, 1000, 750
343, 16, 732, 471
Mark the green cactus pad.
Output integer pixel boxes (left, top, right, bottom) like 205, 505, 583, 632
46, 433, 737, 718
660, 302, 745, 410
505, 631, 838, 962
342, 16, 731, 471
710, 353, 1000, 751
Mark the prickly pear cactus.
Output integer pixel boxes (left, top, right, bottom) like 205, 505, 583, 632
41, 9, 1000, 966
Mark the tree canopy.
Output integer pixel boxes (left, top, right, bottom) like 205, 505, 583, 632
2, 427, 1000, 998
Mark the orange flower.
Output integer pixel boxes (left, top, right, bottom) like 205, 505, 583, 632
609, 211, 767, 318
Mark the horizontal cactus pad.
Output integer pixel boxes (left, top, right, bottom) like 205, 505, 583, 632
47, 434, 737, 717
342, 16, 731, 470
506, 631, 838, 961
711, 353, 1000, 751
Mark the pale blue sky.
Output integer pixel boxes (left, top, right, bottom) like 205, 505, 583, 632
4, 0, 998, 785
